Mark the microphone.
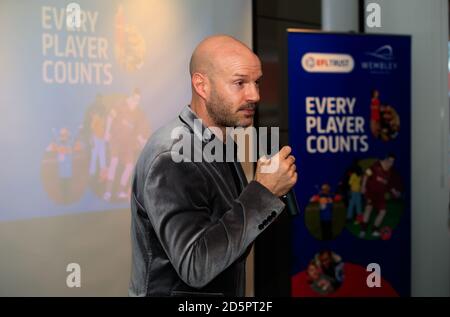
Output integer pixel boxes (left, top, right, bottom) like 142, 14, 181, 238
262, 133, 300, 216
281, 142, 299, 216
282, 189, 300, 216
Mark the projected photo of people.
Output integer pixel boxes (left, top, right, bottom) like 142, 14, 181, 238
83, 89, 150, 203
41, 127, 88, 205
114, 5, 146, 72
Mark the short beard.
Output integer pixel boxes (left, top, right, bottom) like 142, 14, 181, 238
205, 88, 254, 128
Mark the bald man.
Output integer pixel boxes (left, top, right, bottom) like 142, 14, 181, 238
129, 35, 297, 297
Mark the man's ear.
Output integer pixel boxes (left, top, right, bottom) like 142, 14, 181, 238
192, 72, 210, 100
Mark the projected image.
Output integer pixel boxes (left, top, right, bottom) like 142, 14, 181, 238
114, 5, 147, 72
83, 89, 150, 203
85, 95, 109, 188
41, 127, 89, 204
0, 0, 247, 221
305, 183, 346, 240
343, 155, 404, 240
370, 89, 400, 142
41, 89, 150, 206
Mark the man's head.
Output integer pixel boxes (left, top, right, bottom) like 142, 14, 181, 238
321, 183, 330, 194
318, 250, 332, 269
127, 88, 141, 110
381, 153, 396, 170
189, 35, 262, 128
59, 128, 70, 142
307, 261, 320, 280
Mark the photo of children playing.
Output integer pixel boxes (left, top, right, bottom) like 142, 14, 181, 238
83, 89, 150, 203
41, 127, 88, 205
306, 184, 346, 240
341, 154, 404, 240
370, 89, 401, 142
306, 250, 344, 295
41, 88, 150, 206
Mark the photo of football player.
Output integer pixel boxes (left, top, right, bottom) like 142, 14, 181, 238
369, 89, 401, 142
103, 88, 149, 201
370, 89, 381, 138
359, 153, 403, 238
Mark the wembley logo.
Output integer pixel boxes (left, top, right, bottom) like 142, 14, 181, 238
301, 53, 354, 73
362, 44, 398, 74
365, 45, 394, 61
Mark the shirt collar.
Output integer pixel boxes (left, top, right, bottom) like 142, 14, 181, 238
179, 105, 216, 144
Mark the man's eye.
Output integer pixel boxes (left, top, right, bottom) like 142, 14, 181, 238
235, 81, 244, 86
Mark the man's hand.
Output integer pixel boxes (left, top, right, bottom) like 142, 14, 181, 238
254, 146, 297, 197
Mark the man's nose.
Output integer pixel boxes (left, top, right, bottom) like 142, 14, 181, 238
245, 83, 260, 103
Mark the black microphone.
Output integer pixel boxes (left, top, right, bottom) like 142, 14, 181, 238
262, 132, 300, 216
282, 189, 300, 216
281, 142, 299, 216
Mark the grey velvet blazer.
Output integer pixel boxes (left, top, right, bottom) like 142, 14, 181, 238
129, 105, 285, 297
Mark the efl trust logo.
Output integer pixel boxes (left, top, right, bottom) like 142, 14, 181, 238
301, 53, 354, 73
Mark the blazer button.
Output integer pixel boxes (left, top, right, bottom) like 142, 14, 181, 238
271, 211, 277, 217
262, 219, 268, 226
258, 224, 264, 230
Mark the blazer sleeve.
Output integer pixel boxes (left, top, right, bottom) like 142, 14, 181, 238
142, 150, 285, 288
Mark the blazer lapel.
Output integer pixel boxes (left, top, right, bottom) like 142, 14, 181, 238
228, 139, 248, 193
232, 160, 248, 191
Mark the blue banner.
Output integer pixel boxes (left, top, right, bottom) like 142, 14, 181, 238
288, 31, 411, 296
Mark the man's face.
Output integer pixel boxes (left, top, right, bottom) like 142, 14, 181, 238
383, 157, 395, 170
321, 184, 330, 194
205, 53, 262, 128
319, 253, 332, 268
307, 264, 320, 280
127, 93, 141, 110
